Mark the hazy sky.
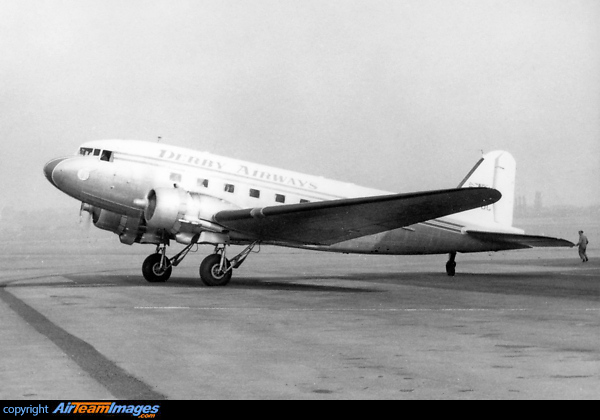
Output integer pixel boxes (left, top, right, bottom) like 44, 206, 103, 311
1, 0, 599, 213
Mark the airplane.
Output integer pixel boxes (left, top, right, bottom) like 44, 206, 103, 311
43, 140, 573, 286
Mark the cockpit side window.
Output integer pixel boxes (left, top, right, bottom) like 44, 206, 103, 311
79, 147, 113, 162
100, 150, 113, 162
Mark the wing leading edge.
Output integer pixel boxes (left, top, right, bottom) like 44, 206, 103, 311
214, 187, 501, 245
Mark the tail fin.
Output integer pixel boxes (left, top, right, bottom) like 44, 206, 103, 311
458, 151, 516, 228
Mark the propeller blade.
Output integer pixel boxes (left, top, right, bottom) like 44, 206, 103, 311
79, 202, 93, 229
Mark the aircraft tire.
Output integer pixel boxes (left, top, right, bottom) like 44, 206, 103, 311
200, 254, 232, 287
446, 261, 456, 277
142, 254, 172, 283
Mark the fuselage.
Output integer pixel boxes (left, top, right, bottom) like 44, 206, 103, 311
44, 139, 523, 255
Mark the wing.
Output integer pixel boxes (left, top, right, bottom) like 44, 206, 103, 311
214, 187, 501, 245
466, 231, 575, 249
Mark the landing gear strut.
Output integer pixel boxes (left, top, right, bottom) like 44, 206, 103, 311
446, 252, 457, 277
141, 239, 259, 286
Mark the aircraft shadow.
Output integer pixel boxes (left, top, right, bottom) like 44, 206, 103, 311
22, 265, 598, 301
339, 270, 599, 301
58, 273, 380, 294
228, 277, 380, 293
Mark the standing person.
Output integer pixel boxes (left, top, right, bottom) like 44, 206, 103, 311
577, 231, 589, 262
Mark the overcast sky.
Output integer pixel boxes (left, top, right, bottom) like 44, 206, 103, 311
1, 0, 599, 214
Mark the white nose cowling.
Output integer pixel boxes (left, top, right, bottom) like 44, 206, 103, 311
43, 157, 68, 189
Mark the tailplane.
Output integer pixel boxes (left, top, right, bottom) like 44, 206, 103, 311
457, 151, 516, 229
457, 151, 574, 248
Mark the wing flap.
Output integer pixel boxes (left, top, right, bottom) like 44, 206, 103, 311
466, 230, 575, 248
214, 187, 501, 245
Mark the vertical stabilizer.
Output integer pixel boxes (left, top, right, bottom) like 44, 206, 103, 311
457, 151, 516, 228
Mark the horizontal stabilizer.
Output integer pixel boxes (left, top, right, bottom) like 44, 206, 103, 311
467, 230, 575, 249
214, 187, 501, 245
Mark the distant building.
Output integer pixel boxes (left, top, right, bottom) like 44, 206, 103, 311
515, 196, 528, 218
534, 191, 543, 214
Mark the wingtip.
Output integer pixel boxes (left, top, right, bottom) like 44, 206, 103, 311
475, 186, 502, 204
491, 187, 502, 203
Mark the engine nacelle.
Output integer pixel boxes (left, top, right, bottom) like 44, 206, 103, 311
93, 208, 141, 245
143, 188, 237, 234
93, 208, 123, 232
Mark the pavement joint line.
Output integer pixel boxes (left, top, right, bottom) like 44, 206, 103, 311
135, 306, 600, 312
0, 287, 167, 400
134, 306, 533, 312
558, 272, 600, 277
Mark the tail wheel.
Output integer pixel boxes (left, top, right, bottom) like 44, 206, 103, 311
446, 252, 457, 277
142, 253, 172, 283
446, 260, 456, 277
200, 254, 232, 287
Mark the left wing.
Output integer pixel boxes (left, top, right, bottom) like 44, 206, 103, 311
214, 187, 500, 245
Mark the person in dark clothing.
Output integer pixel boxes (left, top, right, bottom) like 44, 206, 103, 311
577, 231, 589, 262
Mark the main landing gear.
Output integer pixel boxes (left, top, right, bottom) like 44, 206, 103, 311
142, 240, 259, 286
446, 252, 457, 277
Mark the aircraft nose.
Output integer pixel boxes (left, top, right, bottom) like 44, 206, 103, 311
43, 157, 68, 188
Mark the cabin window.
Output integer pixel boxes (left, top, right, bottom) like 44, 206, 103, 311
224, 184, 235, 193
300, 199, 310, 203
249, 189, 260, 198
100, 150, 113, 162
197, 178, 209, 188
275, 194, 285, 203
170, 173, 182, 183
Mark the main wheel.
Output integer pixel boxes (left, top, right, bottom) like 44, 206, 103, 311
199, 254, 232, 287
142, 254, 172, 283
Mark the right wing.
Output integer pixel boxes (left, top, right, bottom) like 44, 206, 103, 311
214, 187, 501, 245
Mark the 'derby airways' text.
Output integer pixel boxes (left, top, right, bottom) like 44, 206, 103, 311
159, 149, 318, 190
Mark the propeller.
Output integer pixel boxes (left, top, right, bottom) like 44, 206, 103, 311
79, 202, 93, 229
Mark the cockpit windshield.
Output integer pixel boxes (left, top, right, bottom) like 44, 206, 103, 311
79, 147, 113, 162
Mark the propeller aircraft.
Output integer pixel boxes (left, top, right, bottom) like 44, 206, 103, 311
44, 140, 573, 286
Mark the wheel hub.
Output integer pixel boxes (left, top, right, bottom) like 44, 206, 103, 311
210, 264, 226, 279
152, 263, 166, 276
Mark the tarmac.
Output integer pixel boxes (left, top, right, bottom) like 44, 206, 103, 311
1, 236, 598, 400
